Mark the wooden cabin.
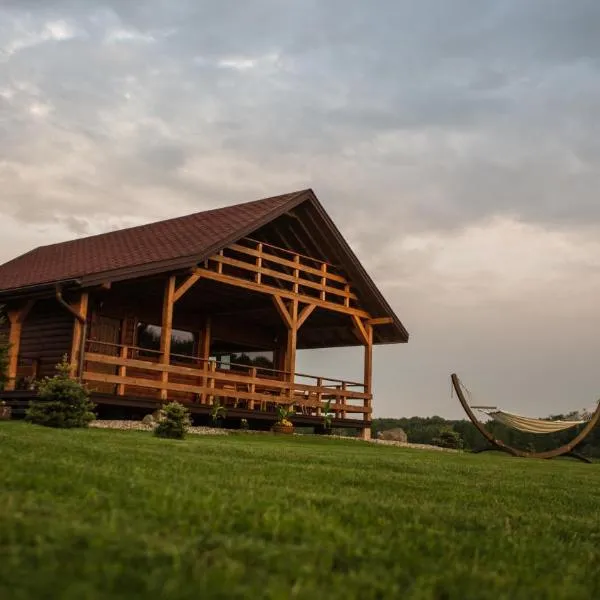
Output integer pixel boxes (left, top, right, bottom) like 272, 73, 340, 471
0, 189, 408, 436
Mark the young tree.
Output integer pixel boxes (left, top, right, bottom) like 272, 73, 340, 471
26, 356, 96, 428
155, 401, 192, 440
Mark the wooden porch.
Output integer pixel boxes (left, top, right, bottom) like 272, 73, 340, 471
82, 341, 371, 425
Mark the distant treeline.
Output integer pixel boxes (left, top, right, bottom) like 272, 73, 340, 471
372, 414, 600, 458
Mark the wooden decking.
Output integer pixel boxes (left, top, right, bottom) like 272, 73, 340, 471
81, 341, 371, 425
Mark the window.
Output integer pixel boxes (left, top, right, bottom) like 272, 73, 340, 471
213, 351, 274, 374
136, 323, 195, 361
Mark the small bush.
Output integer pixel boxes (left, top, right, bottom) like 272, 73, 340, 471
26, 357, 95, 428
210, 400, 226, 427
240, 418, 249, 431
432, 428, 464, 450
154, 401, 191, 440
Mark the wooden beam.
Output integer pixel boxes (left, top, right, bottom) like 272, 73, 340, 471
273, 295, 293, 329
297, 304, 316, 330
254, 243, 263, 284
363, 322, 373, 440
5, 300, 35, 391
292, 255, 300, 294
229, 242, 347, 283
210, 254, 358, 301
198, 268, 371, 319
367, 317, 393, 326
69, 292, 89, 377
200, 317, 211, 361
288, 213, 329, 263
364, 324, 373, 394
199, 317, 211, 404
84, 353, 370, 399
286, 300, 298, 392
320, 263, 327, 301
117, 345, 128, 396
160, 275, 176, 400
174, 272, 203, 303
351, 315, 369, 346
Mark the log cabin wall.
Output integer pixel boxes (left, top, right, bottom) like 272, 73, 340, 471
18, 299, 74, 379
0, 318, 8, 340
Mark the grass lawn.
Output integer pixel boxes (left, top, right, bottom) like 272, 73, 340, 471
1, 423, 600, 600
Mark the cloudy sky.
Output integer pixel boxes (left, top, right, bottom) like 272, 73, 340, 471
2, 0, 600, 419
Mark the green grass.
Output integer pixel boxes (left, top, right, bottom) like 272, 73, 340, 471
1, 423, 600, 600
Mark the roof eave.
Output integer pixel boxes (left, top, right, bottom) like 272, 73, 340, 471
0, 279, 82, 301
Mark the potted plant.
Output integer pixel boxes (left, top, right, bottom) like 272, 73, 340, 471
0, 400, 11, 421
272, 403, 295, 434
210, 399, 227, 428
322, 399, 334, 432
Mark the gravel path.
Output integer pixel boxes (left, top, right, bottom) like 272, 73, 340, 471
89, 420, 227, 436
89, 420, 460, 451
367, 439, 460, 453
325, 434, 460, 453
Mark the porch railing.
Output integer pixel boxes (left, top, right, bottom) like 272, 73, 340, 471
82, 341, 371, 421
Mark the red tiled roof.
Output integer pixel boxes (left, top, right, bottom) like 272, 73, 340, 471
0, 190, 307, 293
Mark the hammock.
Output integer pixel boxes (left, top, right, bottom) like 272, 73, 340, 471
473, 407, 586, 434
451, 373, 600, 463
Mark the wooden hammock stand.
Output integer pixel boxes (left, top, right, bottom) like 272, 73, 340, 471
451, 373, 600, 464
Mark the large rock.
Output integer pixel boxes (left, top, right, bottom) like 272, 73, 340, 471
152, 409, 166, 422
378, 428, 408, 443
142, 414, 155, 426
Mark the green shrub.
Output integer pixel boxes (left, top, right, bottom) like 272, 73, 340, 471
432, 428, 464, 450
210, 400, 226, 427
240, 418, 249, 431
26, 357, 95, 428
155, 401, 191, 440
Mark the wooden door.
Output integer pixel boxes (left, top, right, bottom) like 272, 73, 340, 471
87, 314, 122, 394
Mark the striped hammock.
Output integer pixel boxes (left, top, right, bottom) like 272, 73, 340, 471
474, 408, 586, 434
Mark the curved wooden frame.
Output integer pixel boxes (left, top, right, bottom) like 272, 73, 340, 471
451, 373, 600, 464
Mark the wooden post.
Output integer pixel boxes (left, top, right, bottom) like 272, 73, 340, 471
6, 313, 22, 392
255, 243, 263, 284
362, 323, 373, 440
160, 275, 176, 401
341, 382, 347, 419
286, 300, 298, 402
5, 301, 34, 391
316, 378, 323, 417
293, 255, 300, 294
249, 367, 257, 410
199, 317, 211, 404
117, 345, 128, 396
70, 292, 89, 377
320, 263, 327, 301
207, 360, 216, 405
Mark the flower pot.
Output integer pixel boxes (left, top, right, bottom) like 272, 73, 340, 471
272, 423, 294, 435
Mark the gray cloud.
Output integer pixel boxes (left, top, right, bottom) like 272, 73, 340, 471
2, 1, 600, 417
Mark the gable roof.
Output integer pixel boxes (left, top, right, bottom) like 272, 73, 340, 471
0, 191, 303, 294
0, 189, 408, 342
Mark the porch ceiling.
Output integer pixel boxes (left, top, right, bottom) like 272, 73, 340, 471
95, 276, 368, 350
